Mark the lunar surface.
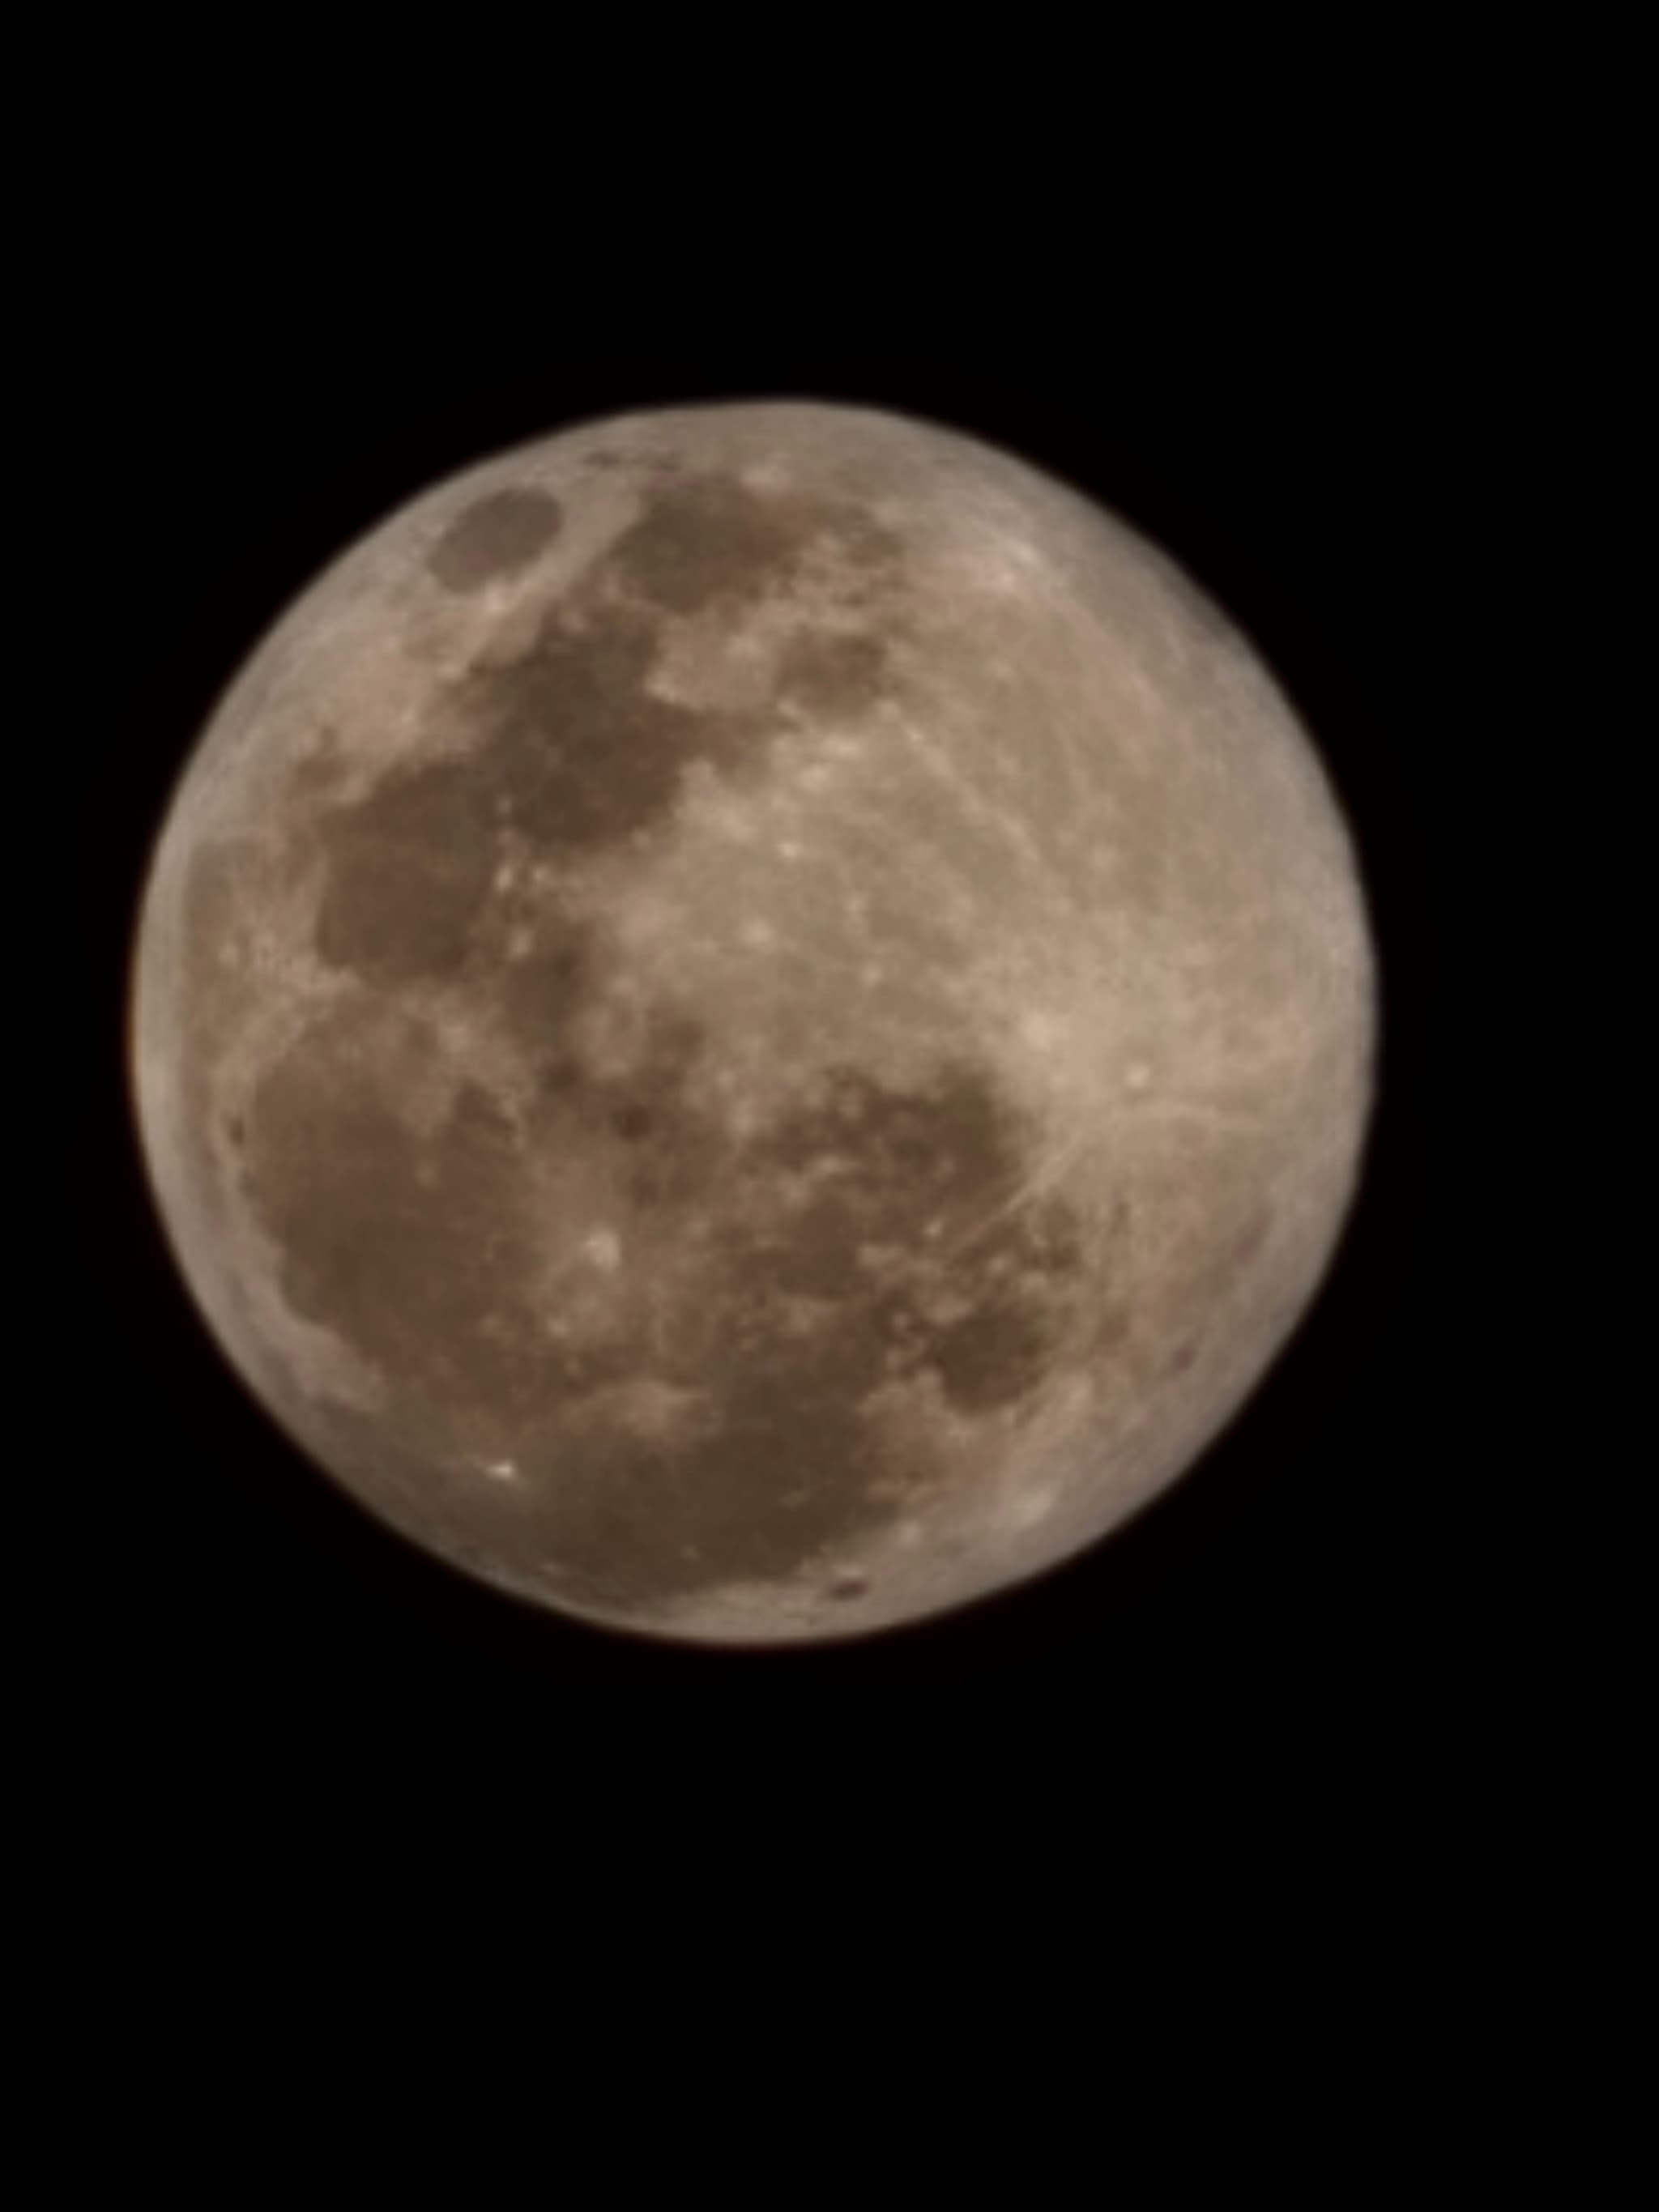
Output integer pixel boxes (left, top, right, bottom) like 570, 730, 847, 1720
130, 400, 1375, 1644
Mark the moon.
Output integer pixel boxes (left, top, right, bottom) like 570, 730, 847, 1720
129, 400, 1375, 1645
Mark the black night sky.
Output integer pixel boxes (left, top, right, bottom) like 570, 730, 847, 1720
51, 128, 1476, 1810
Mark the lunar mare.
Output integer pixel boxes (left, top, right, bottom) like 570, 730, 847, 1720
130, 401, 1375, 1643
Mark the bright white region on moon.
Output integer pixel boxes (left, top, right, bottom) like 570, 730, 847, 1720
129, 399, 1376, 1646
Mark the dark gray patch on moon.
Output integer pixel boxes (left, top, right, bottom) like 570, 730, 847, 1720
239, 1000, 608, 1429
736, 1061, 1085, 1417
574, 1010, 719, 1210
605, 472, 811, 614
312, 760, 499, 987
228, 462, 1090, 1614
237, 974, 1086, 1616
605, 470, 904, 616
454, 596, 770, 861
775, 629, 894, 718
304, 467, 908, 995
428, 488, 563, 592
495, 909, 598, 1077
489, 1033, 1085, 1613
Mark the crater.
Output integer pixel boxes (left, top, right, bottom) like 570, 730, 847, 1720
428, 488, 563, 592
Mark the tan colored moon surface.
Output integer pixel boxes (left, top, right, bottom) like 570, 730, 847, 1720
129, 401, 1375, 1645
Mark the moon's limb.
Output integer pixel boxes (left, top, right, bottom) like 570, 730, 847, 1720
130, 401, 1375, 1644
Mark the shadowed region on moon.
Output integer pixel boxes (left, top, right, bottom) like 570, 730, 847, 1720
136, 403, 1377, 1641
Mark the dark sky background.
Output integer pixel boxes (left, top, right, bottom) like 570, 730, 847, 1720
51, 134, 1475, 1813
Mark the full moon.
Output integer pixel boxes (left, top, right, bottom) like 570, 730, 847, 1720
130, 401, 1375, 1644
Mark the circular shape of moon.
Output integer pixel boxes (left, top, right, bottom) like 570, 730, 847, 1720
130, 401, 1375, 1645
